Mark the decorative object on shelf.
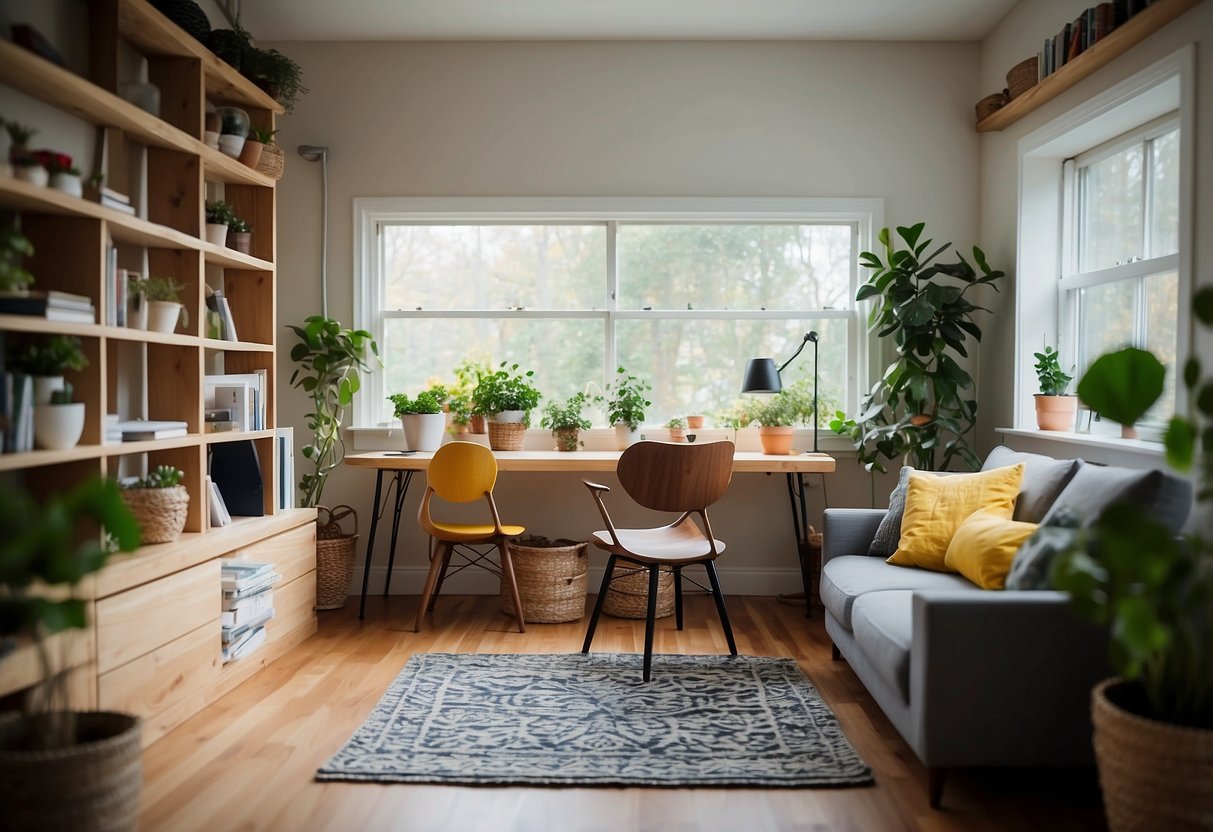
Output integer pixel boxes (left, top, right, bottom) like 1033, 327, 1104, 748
830, 223, 1004, 475
227, 216, 251, 254
4, 120, 37, 166
389, 385, 448, 452
7, 334, 88, 404
149, 0, 212, 44
255, 140, 285, 180
315, 505, 359, 610
540, 393, 592, 452
215, 106, 249, 158
1033, 344, 1076, 431
33, 381, 85, 450
10, 23, 65, 67
742, 330, 819, 452
666, 416, 685, 443
501, 537, 589, 623
244, 47, 308, 113
288, 316, 380, 508
975, 91, 1009, 122
239, 126, 274, 170
1006, 56, 1038, 98
203, 101, 221, 149
602, 366, 650, 451
134, 275, 187, 334
0, 218, 34, 292
121, 465, 189, 544
472, 362, 542, 451
208, 27, 252, 71
0, 477, 142, 830
117, 81, 160, 117
1075, 347, 1165, 440
33, 150, 82, 197
205, 200, 235, 247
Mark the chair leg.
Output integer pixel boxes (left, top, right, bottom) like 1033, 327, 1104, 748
673, 565, 684, 631
582, 555, 617, 653
498, 540, 526, 633
415, 539, 448, 632
428, 545, 454, 611
704, 560, 738, 656
642, 565, 660, 682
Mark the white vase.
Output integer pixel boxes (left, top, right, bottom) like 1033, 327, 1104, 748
205, 223, 229, 247
49, 171, 82, 197
218, 134, 246, 158
33, 375, 65, 404
34, 402, 85, 450
147, 300, 183, 333
400, 412, 446, 452
493, 409, 527, 424
15, 165, 48, 187
614, 423, 640, 450
204, 130, 220, 150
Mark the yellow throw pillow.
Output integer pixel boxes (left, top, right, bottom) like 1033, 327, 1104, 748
887, 463, 1024, 572
944, 509, 1039, 589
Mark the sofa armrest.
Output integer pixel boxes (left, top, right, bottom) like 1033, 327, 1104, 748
822, 508, 887, 565
909, 590, 1110, 768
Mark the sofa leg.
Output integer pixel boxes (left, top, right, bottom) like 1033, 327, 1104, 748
831, 642, 842, 661
928, 768, 946, 809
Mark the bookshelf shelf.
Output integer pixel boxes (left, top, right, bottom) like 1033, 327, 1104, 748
0, 443, 107, 472
0, 314, 107, 337
201, 145, 275, 188
204, 429, 276, 445
201, 241, 274, 270
202, 338, 274, 352
976, 0, 1200, 132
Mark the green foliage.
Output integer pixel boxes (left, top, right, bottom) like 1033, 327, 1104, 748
471, 362, 542, 415
4, 120, 37, 146
750, 385, 815, 427
836, 222, 1004, 472
205, 200, 237, 227
666, 416, 685, 429
389, 385, 447, 416
49, 381, 74, 405
0, 219, 34, 292
244, 48, 308, 114
1076, 347, 1165, 429
540, 392, 592, 432
228, 216, 251, 234
1034, 345, 1073, 396
603, 366, 651, 430
127, 465, 184, 490
133, 275, 183, 303
288, 316, 380, 508
250, 126, 277, 145
8, 334, 88, 377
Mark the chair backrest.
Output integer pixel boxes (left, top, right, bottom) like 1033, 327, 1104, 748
426, 441, 498, 503
616, 440, 735, 513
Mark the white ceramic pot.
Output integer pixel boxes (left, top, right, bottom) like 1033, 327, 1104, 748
614, 423, 640, 450
35, 402, 85, 450
400, 412, 446, 452
204, 130, 221, 150
49, 171, 82, 197
493, 409, 527, 424
14, 165, 48, 187
205, 223, 229, 247
33, 375, 65, 404
217, 134, 246, 158
147, 300, 183, 334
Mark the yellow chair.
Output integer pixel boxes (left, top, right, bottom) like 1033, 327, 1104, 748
415, 441, 526, 633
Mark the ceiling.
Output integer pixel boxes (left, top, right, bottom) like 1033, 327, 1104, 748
238, 0, 1020, 42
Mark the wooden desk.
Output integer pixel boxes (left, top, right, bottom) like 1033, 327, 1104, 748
344, 448, 836, 619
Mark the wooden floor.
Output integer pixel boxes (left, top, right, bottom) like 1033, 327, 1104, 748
140, 594, 1105, 831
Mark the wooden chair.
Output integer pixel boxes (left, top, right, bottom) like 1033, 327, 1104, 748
415, 441, 526, 633
581, 440, 738, 681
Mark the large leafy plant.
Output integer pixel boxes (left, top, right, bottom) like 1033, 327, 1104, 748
1076, 347, 1165, 433
288, 316, 379, 508
389, 385, 447, 416
833, 222, 1004, 472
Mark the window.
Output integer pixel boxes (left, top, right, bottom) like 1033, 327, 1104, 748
355, 199, 876, 429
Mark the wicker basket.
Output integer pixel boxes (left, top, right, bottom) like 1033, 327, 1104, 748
255, 143, 285, 180
1006, 56, 1038, 99
500, 537, 588, 623
975, 91, 1009, 122
122, 485, 188, 544
1092, 678, 1213, 831
315, 505, 358, 610
487, 420, 526, 451
603, 564, 675, 619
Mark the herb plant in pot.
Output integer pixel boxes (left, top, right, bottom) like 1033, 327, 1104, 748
5, 120, 37, 168
0, 477, 143, 831
8, 334, 88, 404
1033, 344, 1076, 430
227, 216, 251, 255
120, 465, 189, 544
136, 275, 188, 334
389, 385, 447, 452
541, 393, 591, 451
666, 416, 685, 442
33, 382, 85, 451
238, 126, 274, 170
471, 361, 541, 451
750, 389, 807, 455
205, 200, 235, 247
604, 366, 651, 450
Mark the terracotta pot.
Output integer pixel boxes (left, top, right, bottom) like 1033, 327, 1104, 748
470, 414, 487, 434
238, 138, 263, 169
686, 415, 705, 429
1121, 425, 1139, 440
552, 427, 580, 452
758, 425, 795, 455
1035, 394, 1077, 431
668, 427, 685, 442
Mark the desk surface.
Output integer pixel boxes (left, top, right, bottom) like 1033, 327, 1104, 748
345, 449, 836, 474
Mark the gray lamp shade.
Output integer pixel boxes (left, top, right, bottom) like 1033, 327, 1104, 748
741, 358, 782, 394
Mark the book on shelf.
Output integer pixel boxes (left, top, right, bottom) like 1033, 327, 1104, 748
116, 419, 189, 441
208, 475, 232, 527
222, 625, 267, 663
104, 413, 122, 444
205, 372, 266, 431
1, 373, 34, 454
221, 561, 280, 595
276, 426, 295, 510
221, 608, 275, 645
221, 586, 274, 625
205, 288, 239, 342
0, 290, 96, 323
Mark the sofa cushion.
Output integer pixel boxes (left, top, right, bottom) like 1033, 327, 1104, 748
1042, 462, 1192, 534
820, 555, 976, 630
867, 466, 912, 558
888, 464, 1025, 572
982, 445, 1082, 523
851, 591, 914, 703
1004, 510, 1082, 590
944, 509, 1039, 590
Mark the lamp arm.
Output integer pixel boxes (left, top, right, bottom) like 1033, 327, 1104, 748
777, 331, 818, 374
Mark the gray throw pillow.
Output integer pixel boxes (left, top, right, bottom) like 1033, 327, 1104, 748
1005, 509, 1081, 590
867, 466, 912, 558
982, 445, 1082, 523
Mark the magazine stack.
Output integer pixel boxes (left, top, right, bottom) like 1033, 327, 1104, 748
220, 561, 280, 663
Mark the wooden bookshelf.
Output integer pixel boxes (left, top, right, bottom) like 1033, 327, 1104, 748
976, 0, 1202, 132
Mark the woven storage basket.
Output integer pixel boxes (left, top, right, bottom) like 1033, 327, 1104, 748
1092, 678, 1213, 831
500, 537, 589, 623
603, 564, 675, 619
975, 91, 1009, 121
122, 485, 188, 544
315, 505, 358, 610
1006, 56, 1038, 99
0, 711, 142, 832
487, 420, 526, 451
255, 143, 285, 180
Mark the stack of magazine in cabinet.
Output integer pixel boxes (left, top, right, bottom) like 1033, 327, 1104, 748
221, 561, 280, 663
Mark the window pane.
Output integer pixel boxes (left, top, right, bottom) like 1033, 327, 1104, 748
1077, 279, 1135, 371
616, 224, 853, 311
615, 318, 848, 427
382, 225, 607, 311
1080, 145, 1143, 272
379, 317, 604, 424
1142, 271, 1178, 425
1148, 128, 1180, 258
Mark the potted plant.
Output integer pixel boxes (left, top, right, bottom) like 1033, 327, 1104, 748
1033, 344, 1076, 431
1050, 287, 1213, 831
454, 358, 492, 433
33, 382, 85, 451
541, 393, 592, 451
603, 366, 651, 450
8, 334, 88, 404
389, 385, 447, 452
215, 106, 249, 158
0, 477, 143, 829
208, 27, 251, 71
38, 151, 81, 198
227, 216, 251, 255
666, 416, 686, 443
0, 220, 34, 294
205, 200, 235, 247
120, 465, 189, 544
239, 126, 274, 170
750, 390, 805, 455
831, 222, 1004, 473
686, 414, 705, 430
472, 361, 541, 451
243, 47, 308, 114
1075, 347, 1165, 440
11, 154, 46, 187
134, 275, 188, 334
5, 120, 36, 167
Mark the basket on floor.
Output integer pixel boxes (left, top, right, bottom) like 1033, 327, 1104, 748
316, 505, 358, 610
255, 143, 285, 180
1006, 56, 1038, 99
604, 564, 675, 619
487, 420, 526, 451
500, 537, 588, 623
122, 485, 189, 544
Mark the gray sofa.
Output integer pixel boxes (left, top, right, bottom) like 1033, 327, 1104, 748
820, 445, 1193, 807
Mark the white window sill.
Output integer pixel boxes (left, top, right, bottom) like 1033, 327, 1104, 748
996, 427, 1164, 459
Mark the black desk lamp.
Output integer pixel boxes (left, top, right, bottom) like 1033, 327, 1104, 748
741, 331, 819, 452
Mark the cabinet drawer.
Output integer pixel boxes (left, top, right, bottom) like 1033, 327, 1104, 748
268, 570, 316, 638
96, 560, 219, 673
99, 621, 221, 719
227, 523, 315, 585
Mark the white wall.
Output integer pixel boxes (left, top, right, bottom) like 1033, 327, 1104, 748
267, 39, 982, 594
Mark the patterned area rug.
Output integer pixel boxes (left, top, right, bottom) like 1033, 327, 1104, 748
317, 652, 873, 787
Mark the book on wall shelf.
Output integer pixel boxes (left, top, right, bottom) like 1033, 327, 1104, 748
0, 290, 96, 323
116, 419, 188, 441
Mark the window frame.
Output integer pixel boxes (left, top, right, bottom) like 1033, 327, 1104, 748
352, 197, 882, 430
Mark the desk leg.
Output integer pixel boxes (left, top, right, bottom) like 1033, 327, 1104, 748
382, 470, 414, 596
785, 472, 813, 617
358, 470, 387, 620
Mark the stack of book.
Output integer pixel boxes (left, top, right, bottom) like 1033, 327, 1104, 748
205, 372, 267, 432
1, 373, 34, 453
115, 419, 188, 441
0, 290, 96, 323
86, 183, 135, 215
1038, 0, 1142, 80
220, 560, 280, 663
